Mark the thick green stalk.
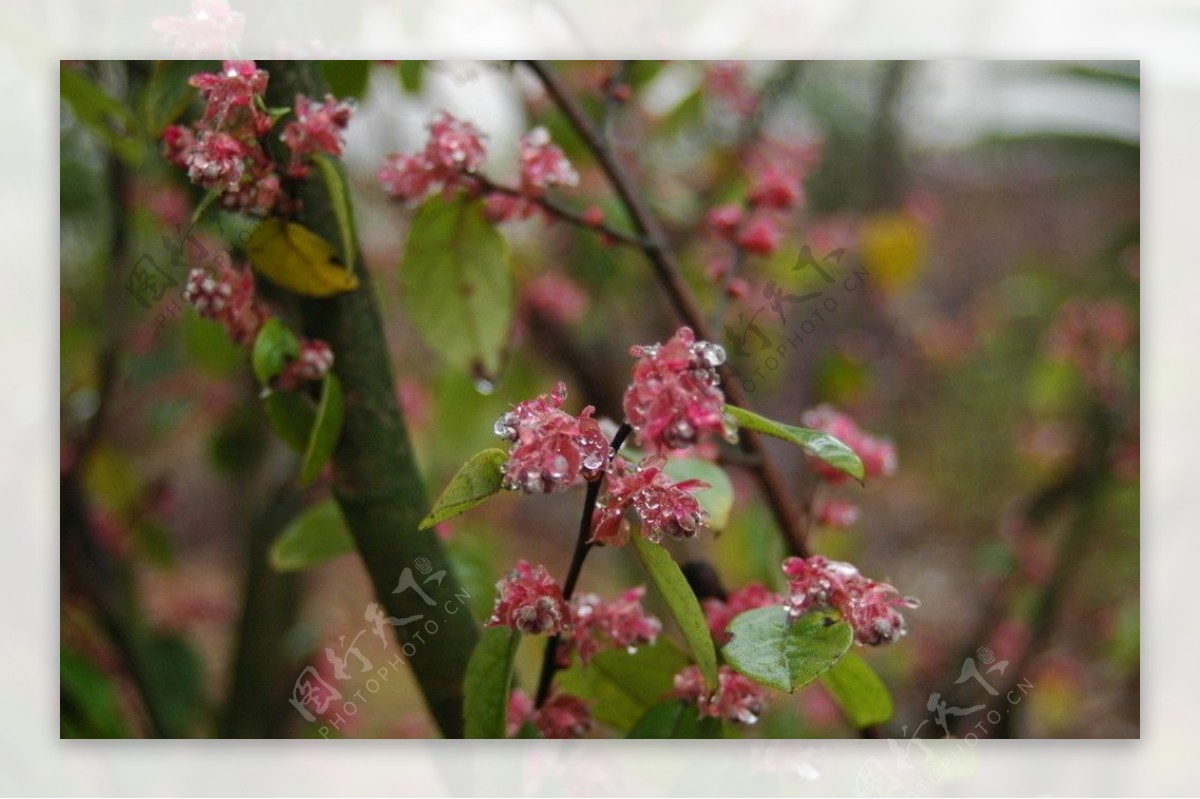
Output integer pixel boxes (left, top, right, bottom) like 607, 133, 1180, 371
264, 62, 479, 738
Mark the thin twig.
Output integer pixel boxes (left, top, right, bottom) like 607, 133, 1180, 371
522, 60, 813, 558
535, 423, 633, 707
471, 174, 649, 249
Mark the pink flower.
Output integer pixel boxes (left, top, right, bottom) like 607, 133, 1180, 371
748, 165, 803, 210
781, 556, 919, 647
183, 264, 266, 346
674, 665, 768, 725
278, 338, 335, 390
184, 130, 248, 194
188, 60, 271, 135
561, 587, 662, 665
622, 326, 730, 453
377, 153, 437, 202
521, 273, 589, 327
486, 560, 569, 635
801, 405, 897, 483
591, 456, 710, 546
162, 124, 196, 170
706, 62, 758, 116
706, 203, 744, 238
424, 110, 487, 174
702, 582, 782, 640
281, 93, 354, 177
533, 692, 593, 738
507, 689, 535, 737
377, 111, 486, 202
151, 0, 245, 58
494, 383, 610, 494
814, 499, 860, 529
518, 127, 579, 195
736, 215, 782, 255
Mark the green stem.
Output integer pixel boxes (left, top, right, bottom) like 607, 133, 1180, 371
264, 62, 479, 738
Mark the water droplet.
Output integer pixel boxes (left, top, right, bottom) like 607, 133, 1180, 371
473, 376, 496, 395
493, 414, 515, 439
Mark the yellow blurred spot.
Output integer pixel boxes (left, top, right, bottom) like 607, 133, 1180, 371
857, 212, 926, 293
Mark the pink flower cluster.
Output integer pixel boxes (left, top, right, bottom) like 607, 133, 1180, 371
1045, 298, 1135, 402
182, 264, 267, 346
705, 163, 803, 257
378, 111, 580, 225
590, 456, 710, 546
781, 556, 919, 647
493, 382, 609, 494
183, 265, 334, 387
280, 94, 355, 178
378, 111, 487, 202
518, 127, 579, 195
151, 0, 245, 57
520, 273, 590, 328
622, 326, 730, 453
561, 586, 662, 665
706, 62, 759, 117
163, 61, 282, 215
702, 582, 782, 641
277, 339, 335, 390
486, 560, 569, 636
674, 664, 768, 725
801, 404, 897, 483
508, 689, 593, 738
814, 499, 861, 529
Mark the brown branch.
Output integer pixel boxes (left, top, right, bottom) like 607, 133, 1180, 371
471, 174, 649, 248
535, 423, 634, 707
523, 60, 813, 558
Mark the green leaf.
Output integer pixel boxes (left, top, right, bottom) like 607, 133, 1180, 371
251, 318, 300, 384
631, 536, 719, 687
140, 59, 209, 136
662, 457, 734, 531
61, 649, 130, 738
419, 448, 508, 530
627, 699, 723, 739
262, 390, 316, 451
60, 66, 142, 164
463, 627, 521, 738
724, 404, 865, 483
555, 642, 690, 732
400, 194, 513, 382
141, 633, 205, 736
398, 61, 425, 93
300, 372, 344, 485
269, 499, 353, 572
820, 651, 894, 727
313, 153, 358, 270
320, 60, 372, 99
722, 606, 852, 693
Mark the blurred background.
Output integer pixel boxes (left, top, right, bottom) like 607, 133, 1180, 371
60, 60, 1139, 739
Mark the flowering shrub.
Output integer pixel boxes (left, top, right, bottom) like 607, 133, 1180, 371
436, 323, 916, 738
76, 60, 1150, 745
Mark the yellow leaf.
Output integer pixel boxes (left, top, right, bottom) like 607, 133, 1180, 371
246, 219, 359, 297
